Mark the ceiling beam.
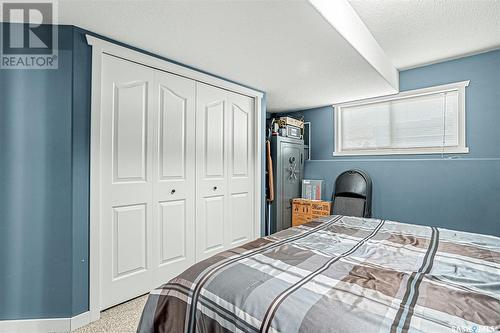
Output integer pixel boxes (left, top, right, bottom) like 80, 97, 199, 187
309, 0, 399, 92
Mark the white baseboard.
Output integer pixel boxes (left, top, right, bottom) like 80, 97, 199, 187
0, 311, 91, 333
0, 318, 70, 333
70, 311, 90, 331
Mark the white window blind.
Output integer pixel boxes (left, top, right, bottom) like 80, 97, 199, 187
334, 81, 469, 156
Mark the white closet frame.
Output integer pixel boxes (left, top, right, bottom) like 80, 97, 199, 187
86, 35, 263, 322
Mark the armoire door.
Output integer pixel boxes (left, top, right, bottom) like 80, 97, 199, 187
151, 70, 196, 288
195, 83, 254, 261
100, 54, 155, 309
280, 142, 303, 231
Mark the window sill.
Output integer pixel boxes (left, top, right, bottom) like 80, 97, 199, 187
332, 147, 469, 157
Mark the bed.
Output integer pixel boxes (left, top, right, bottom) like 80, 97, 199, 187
137, 215, 500, 333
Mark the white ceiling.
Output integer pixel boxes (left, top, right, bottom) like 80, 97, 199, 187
58, 0, 397, 112
57, 0, 500, 112
349, 0, 500, 69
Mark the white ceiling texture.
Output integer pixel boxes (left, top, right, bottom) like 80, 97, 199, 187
58, 0, 500, 112
349, 0, 500, 70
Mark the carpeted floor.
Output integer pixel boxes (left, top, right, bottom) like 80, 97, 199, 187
74, 294, 148, 333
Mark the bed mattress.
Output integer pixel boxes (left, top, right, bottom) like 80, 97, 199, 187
137, 215, 500, 333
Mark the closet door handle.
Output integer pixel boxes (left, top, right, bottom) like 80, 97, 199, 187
213, 186, 218, 191
170, 189, 176, 194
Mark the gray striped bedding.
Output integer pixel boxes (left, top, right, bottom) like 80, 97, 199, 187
137, 215, 500, 333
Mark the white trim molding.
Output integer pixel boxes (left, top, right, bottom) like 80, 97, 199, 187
86, 34, 263, 324
70, 311, 91, 331
333, 80, 470, 156
85, 35, 263, 100
0, 312, 90, 333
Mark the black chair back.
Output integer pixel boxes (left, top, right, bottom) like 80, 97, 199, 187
332, 169, 372, 218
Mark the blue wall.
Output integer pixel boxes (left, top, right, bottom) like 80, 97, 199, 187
0, 25, 83, 319
281, 49, 500, 237
0, 24, 266, 320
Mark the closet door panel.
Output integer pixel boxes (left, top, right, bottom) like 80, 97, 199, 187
107, 71, 150, 203
100, 54, 154, 310
227, 91, 254, 247
159, 87, 186, 179
229, 193, 252, 245
203, 196, 225, 252
158, 200, 187, 263
196, 83, 228, 261
112, 204, 147, 277
231, 104, 249, 177
205, 101, 225, 178
152, 70, 196, 287
113, 82, 148, 182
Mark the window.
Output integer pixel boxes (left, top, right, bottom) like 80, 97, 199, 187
334, 81, 469, 156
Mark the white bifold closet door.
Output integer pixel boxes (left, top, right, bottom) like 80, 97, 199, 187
195, 82, 254, 261
100, 54, 195, 309
151, 68, 196, 289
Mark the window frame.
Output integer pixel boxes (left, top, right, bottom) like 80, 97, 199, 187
333, 80, 470, 156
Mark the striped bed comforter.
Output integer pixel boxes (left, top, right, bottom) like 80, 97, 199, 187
137, 215, 500, 333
